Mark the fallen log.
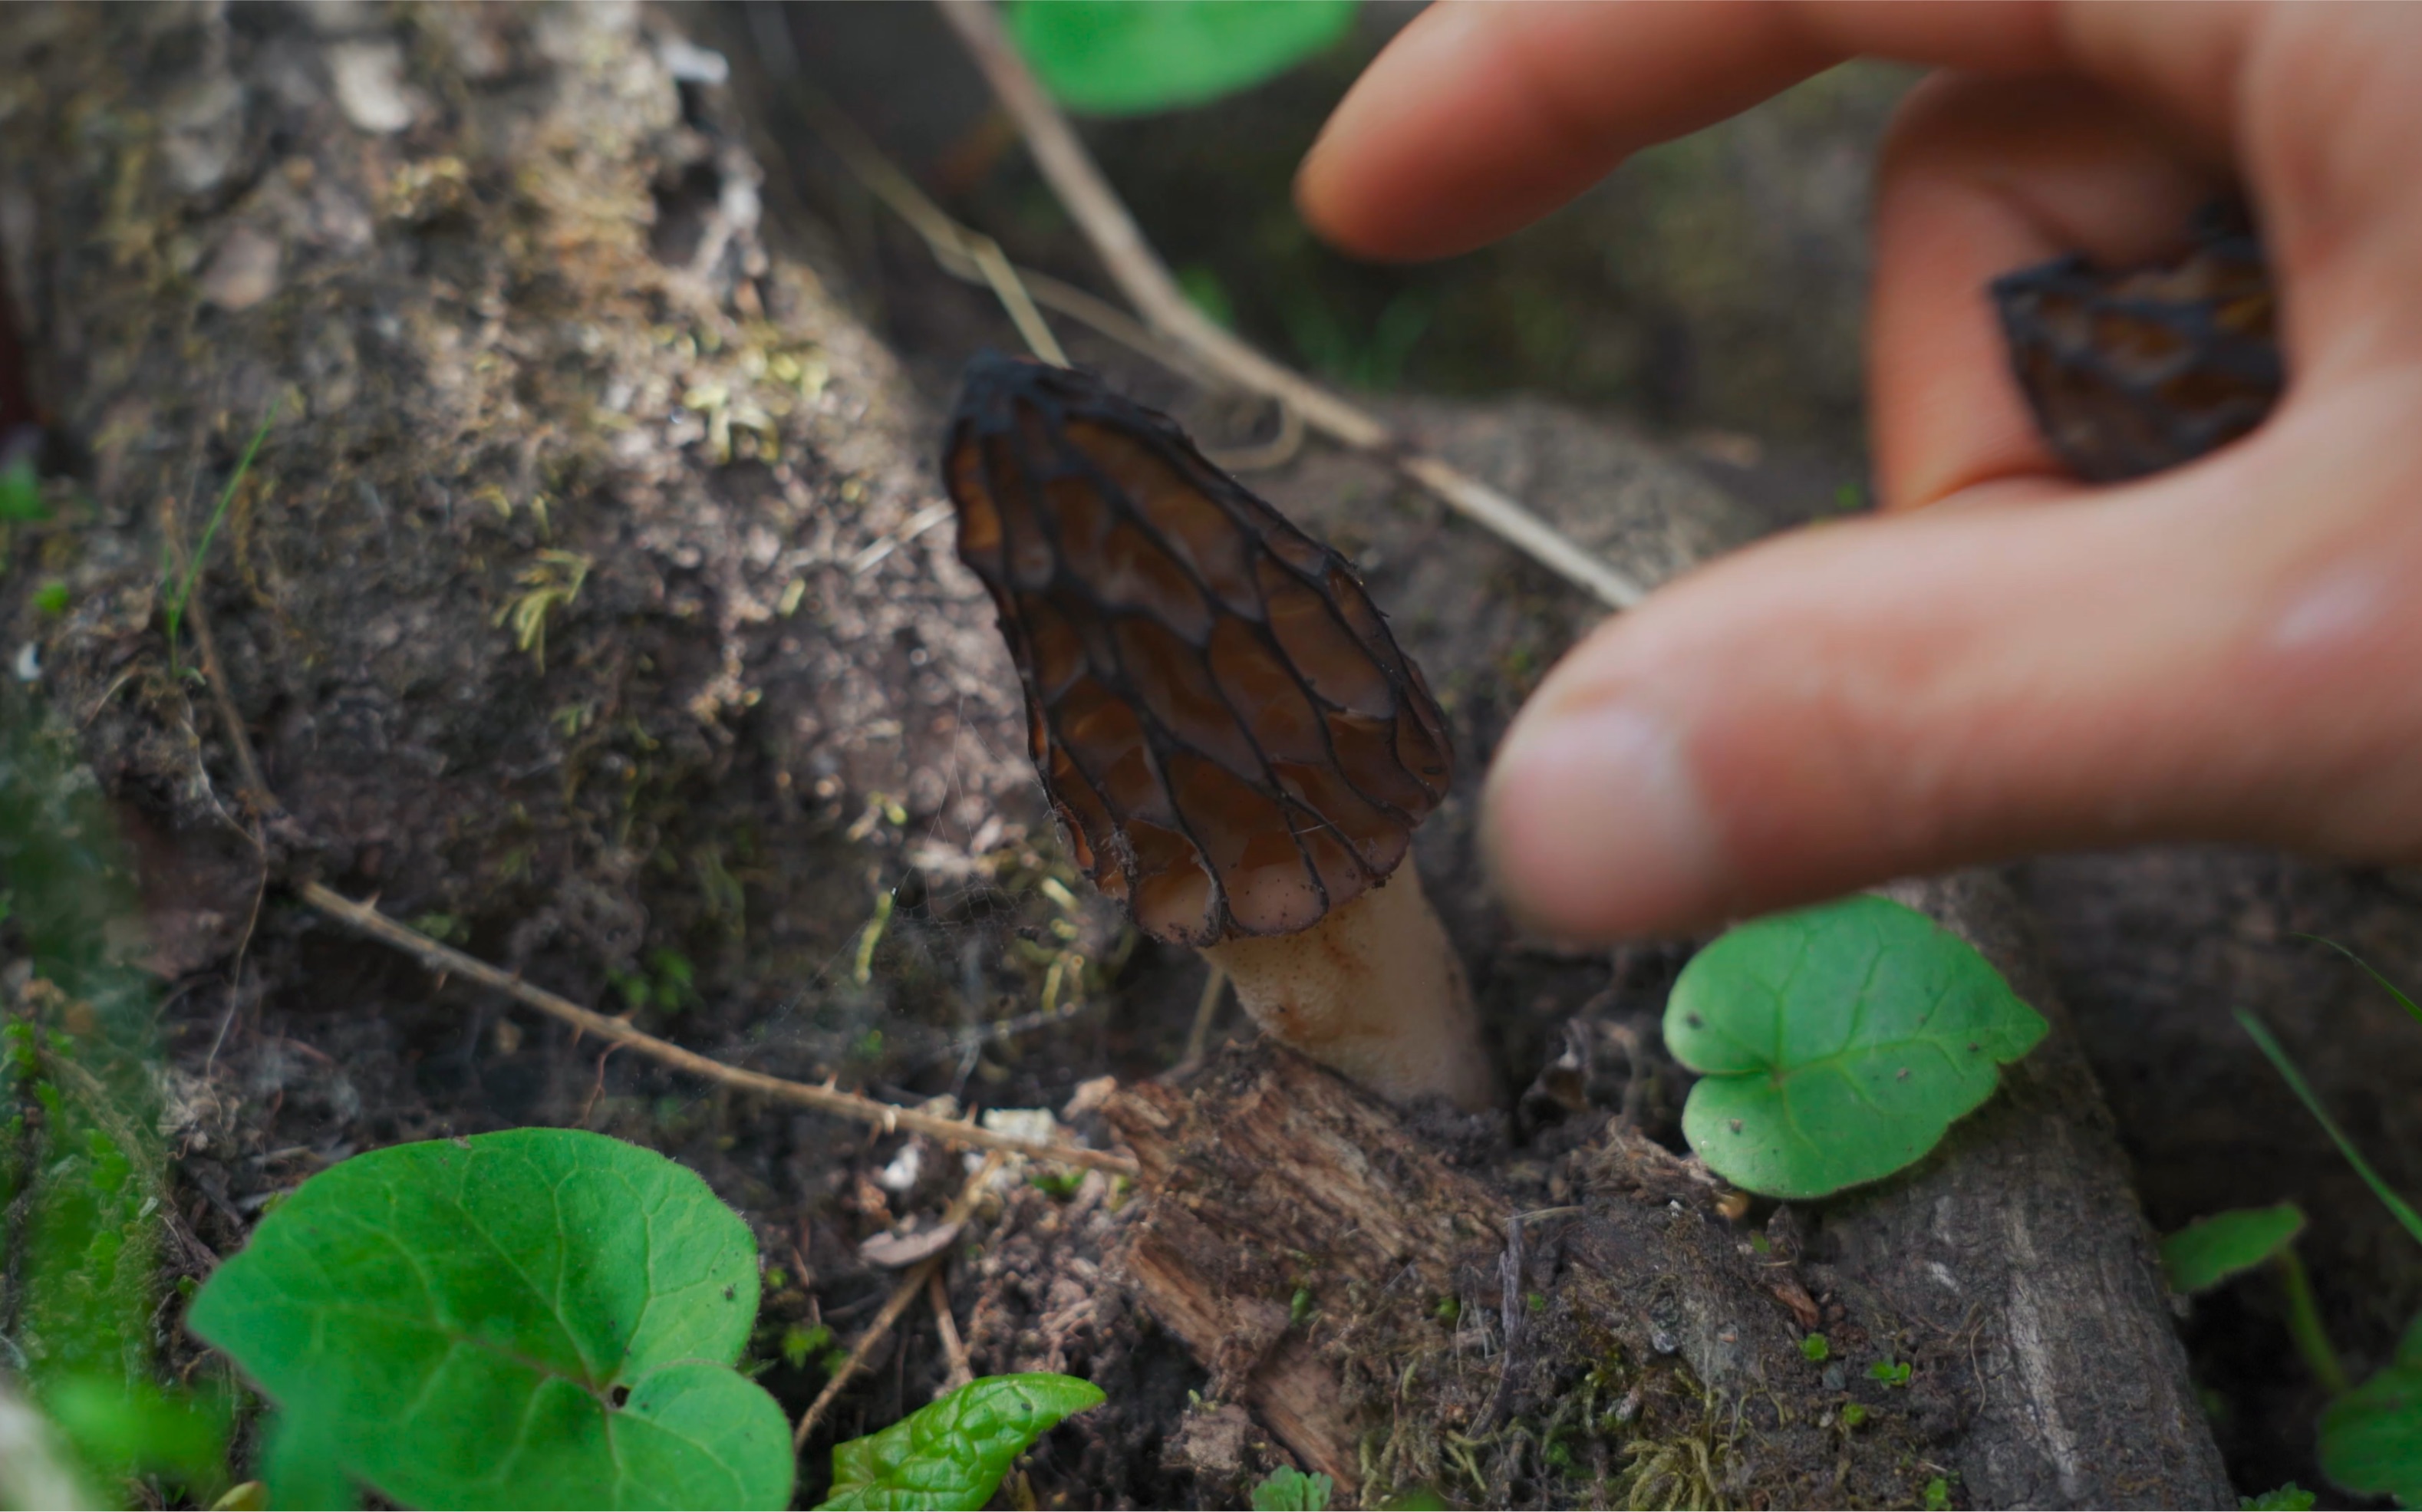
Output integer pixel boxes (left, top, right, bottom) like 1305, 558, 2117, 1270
1108, 871, 2233, 1509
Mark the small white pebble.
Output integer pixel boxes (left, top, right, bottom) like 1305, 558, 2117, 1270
328, 40, 417, 133
874, 1141, 921, 1194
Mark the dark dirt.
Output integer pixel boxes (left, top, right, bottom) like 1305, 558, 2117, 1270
1, 3, 2417, 1509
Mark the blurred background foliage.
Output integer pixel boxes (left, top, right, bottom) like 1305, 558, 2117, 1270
791, 1, 1911, 476
2, 690, 232, 1507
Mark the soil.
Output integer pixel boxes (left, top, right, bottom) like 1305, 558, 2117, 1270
1, 4, 2416, 1510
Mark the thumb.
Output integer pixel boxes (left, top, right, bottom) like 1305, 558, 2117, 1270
1481, 393, 2422, 940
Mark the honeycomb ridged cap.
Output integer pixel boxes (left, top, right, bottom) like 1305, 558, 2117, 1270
943, 354, 1453, 947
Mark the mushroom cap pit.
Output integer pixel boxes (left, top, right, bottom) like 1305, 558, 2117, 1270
943, 354, 1454, 947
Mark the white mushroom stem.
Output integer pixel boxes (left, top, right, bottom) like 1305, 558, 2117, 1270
1201, 865, 1497, 1112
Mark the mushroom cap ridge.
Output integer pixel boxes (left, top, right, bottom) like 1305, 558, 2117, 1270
942, 353, 1454, 947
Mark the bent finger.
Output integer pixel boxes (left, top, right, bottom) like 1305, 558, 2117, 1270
1481, 387, 2422, 941
1296, 1, 2077, 262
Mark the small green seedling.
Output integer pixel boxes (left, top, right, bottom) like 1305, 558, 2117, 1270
2240, 1484, 2318, 1511
1838, 1402, 1868, 1429
816, 1373, 1104, 1510
32, 579, 68, 616
1251, 1464, 1335, 1512
1923, 1475, 1952, 1510
2163, 1204, 2305, 1293
1029, 1168, 1086, 1199
189, 1128, 793, 1510
783, 1324, 836, 1371
2162, 1204, 2346, 1395
1868, 1359, 1912, 1388
1008, 1, 1356, 117
1800, 1333, 1830, 1363
1665, 895, 2048, 1199
2241, 941, 2422, 1507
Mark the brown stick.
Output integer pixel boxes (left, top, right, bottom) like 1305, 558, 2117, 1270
931, 0, 1648, 611
298, 884, 1135, 1176
928, 1267, 974, 1394
795, 1152, 1006, 1449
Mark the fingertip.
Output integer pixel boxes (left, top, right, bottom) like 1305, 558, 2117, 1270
1292, 2, 1502, 261
1297, 2, 1840, 262
1484, 693, 1732, 941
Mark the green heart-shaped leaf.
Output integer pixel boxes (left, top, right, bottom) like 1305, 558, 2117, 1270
818, 1373, 1104, 1510
1666, 895, 2049, 1200
188, 1128, 793, 1510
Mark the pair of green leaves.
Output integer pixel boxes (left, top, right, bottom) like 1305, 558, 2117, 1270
187, 1128, 1105, 1510
2165, 1204, 2422, 1508
1666, 895, 2048, 1201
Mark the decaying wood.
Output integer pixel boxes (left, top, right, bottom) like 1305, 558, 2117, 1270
1109, 873, 2233, 1509
1828, 874, 2233, 1507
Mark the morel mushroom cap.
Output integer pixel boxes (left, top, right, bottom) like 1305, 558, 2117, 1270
943, 354, 1455, 948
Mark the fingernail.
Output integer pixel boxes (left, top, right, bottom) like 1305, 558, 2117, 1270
1484, 700, 1723, 940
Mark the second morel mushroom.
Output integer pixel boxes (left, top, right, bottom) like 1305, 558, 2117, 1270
943, 354, 1495, 1111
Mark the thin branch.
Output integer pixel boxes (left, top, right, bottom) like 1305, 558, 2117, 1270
928, 1267, 974, 1394
782, 81, 1068, 367
796, 1152, 1005, 1448
298, 883, 1135, 1176
1162, 964, 1227, 1082
776, 86, 1307, 469
184, 592, 268, 809
933, 0, 1648, 611
907, 990, 1091, 1072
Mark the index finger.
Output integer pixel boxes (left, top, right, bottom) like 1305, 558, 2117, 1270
1294, 1, 2074, 262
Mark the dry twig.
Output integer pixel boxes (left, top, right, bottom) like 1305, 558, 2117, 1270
1161, 964, 1227, 1082
742, 5, 1220, 390
298, 884, 1136, 1176
928, 1267, 974, 1394
932, 0, 1648, 611
795, 1151, 1006, 1448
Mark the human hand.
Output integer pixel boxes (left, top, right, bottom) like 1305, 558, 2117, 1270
1296, 2, 2422, 940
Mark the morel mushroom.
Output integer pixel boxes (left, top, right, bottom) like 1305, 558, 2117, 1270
943, 355, 1495, 1111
